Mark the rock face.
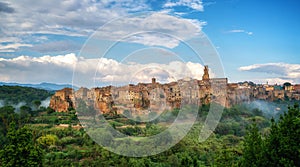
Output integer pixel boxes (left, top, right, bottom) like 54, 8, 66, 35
49, 88, 74, 112
48, 66, 226, 113
49, 66, 300, 114
93, 87, 114, 114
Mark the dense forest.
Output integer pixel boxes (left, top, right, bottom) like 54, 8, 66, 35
0, 86, 299, 166
0, 86, 53, 105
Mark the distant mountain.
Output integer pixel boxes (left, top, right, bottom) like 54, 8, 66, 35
0, 82, 78, 91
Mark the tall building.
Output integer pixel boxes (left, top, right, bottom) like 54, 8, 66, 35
152, 77, 156, 84
202, 65, 210, 81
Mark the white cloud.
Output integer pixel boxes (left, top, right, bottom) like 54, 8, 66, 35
239, 63, 300, 84
0, 53, 206, 87
0, 53, 77, 68
0, 0, 148, 49
92, 60, 207, 86
0, 43, 33, 52
0, 0, 149, 37
0, 0, 205, 51
0, 49, 15, 53
93, 13, 205, 48
0, 1, 14, 13
87, 57, 206, 85
164, 0, 204, 11
227, 29, 253, 35
252, 78, 294, 85
31, 40, 81, 53
0, 37, 20, 43
0, 54, 77, 85
125, 33, 181, 48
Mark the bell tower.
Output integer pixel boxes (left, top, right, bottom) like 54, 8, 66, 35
202, 65, 210, 81
152, 77, 156, 84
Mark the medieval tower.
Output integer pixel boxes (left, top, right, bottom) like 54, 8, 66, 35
202, 65, 210, 81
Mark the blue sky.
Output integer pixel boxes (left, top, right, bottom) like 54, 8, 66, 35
0, 0, 300, 86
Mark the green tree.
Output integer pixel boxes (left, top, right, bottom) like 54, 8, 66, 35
215, 144, 240, 167
0, 122, 43, 167
0, 86, 51, 105
264, 104, 300, 166
167, 154, 180, 166
262, 118, 281, 167
0, 106, 17, 141
240, 104, 300, 167
33, 100, 41, 110
37, 134, 59, 149
240, 122, 263, 167
46, 107, 55, 114
19, 105, 31, 124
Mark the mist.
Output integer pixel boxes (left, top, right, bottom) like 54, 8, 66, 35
0, 100, 4, 107
12, 102, 27, 112
0, 96, 51, 112
245, 100, 287, 119
41, 97, 51, 108
0, 99, 25, 111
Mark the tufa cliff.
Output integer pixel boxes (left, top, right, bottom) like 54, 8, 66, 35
49, 66, 300, 114
49, 66, 228, 113
49, 88, 74, 112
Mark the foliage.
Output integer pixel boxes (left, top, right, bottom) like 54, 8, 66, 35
37, 134, 59, 148
0, 106, 18, 147
240, 122, 263, 167
0, 85, 52, 105
0, 87, 299, 167
240, 104, 300, 167
262, 104, 300, 167
0, 122, 43, 167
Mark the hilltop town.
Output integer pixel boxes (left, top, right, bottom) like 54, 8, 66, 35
49, 66, 300, 114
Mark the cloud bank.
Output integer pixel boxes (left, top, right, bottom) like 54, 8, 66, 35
94, 13, 205, 48
0, 2, 15, 13
0, 0, 205, 52
164, 0, 204, 11
0, 53, 207, 87
239, 63, 300, 84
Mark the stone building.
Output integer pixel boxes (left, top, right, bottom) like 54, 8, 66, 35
50, 65, 300, 114
49, 66, 228, 113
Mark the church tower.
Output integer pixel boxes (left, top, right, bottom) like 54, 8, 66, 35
152, 77, 156, 84
202, 65, 210, 81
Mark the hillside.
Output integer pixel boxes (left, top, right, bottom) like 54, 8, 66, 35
0, 85, 53, 105
0, 85, 299, 166
0, 82, 77, 91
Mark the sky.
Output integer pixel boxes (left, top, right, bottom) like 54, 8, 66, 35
0, 0, 300, 87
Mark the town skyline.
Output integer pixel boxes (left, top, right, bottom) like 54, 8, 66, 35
50, 65, 300, 114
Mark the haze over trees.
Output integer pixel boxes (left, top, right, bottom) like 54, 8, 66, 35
0, 86, 52, 105
241, 104, 300, 167
0, 86, 299, 166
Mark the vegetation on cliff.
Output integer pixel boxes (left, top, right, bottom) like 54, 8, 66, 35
0, 86, 299, 166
